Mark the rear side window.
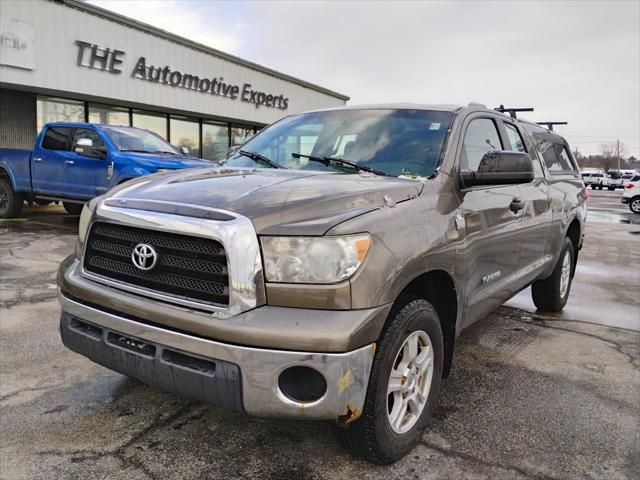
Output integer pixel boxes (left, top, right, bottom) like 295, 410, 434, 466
555, 143, 577, 172
461, 118, 503, 171
532, 133, 574, 173
42, 127, 72, 151
504, 123, 526, 152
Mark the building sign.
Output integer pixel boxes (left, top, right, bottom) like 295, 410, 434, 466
75, 40, 289, 110
0, 18, 35, 70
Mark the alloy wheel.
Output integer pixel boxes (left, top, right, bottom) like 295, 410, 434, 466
559, 250, 571, 299
387, 330, 434, 434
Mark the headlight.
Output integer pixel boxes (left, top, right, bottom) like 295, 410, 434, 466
75, 197, 99, 258
261, 234, 371, 284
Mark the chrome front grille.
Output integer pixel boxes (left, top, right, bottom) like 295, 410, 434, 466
83, 222, 229, 306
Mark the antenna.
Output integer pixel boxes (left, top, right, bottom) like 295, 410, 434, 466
494, 104, 534, 119
536, 121, 568, 132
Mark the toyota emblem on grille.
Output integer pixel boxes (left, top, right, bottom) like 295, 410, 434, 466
131, 243, 158, 271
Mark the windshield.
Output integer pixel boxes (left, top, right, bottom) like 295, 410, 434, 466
226, 109, 455, 177
102, 126, 179, 155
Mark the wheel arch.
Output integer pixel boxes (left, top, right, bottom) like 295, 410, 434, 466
0, 165, 16, 189
389, 269, 458, 378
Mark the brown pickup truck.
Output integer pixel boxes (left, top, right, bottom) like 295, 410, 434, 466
58, 104, 587, 464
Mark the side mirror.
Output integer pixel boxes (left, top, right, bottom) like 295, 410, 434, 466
458, 151, 534, 188
74, 138, 107, 159
74, 138, 93, 156
179, 146, 190, 155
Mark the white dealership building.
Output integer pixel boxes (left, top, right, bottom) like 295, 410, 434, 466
0, 0, 348, 160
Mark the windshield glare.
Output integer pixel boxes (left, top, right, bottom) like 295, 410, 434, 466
226, 109, 454, 177
102, 126, 179, 155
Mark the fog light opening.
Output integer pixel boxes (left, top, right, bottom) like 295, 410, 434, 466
278, 366, 327, 403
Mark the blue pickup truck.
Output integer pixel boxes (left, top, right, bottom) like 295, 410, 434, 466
0, 123, 213, 218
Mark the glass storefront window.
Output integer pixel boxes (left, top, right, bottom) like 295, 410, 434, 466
36, 96, 85, 132
231, 125, 255, 147
170, 115, 200, 157
132, 110, 168, 139
88, 103, 130, 126
202, 122, 229, 161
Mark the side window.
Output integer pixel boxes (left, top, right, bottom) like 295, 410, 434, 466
533, 133, 574, 173
504, 123, 526, 152
554, 143, 577, 172
41, 127, 72, 151
73, 128, 105, 149
461, 118, 503, 171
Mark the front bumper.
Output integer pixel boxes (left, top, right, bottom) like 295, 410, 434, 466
59, 293, 376, 421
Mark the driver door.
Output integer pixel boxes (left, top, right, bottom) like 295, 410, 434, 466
457, 115, 526, 327
65, 127, 108, 199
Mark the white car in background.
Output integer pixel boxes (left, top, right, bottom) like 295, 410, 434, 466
586, 172, 606, 189
621, 173, 640, 187
622, 180, 640, 213
605, 173, 623, 190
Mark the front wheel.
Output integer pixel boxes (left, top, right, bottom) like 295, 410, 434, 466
340, 296, 443, 464
630, 197, 640, 214
63, 202, 84, 215
0, 177, 24, 218
531, 237, 575, 312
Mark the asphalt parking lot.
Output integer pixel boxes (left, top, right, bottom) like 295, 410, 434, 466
1, 189, 638, 480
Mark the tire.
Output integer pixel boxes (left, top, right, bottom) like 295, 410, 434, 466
340, 296, 443, 464
63, 202, 84, 215
608, 187, 615, 191
0, 177, 24, 218
630, 197, 640, 214
531, 237, 575, 312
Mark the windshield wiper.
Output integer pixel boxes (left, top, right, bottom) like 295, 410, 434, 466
291, 152, 388, 176
238, 150, 283, 169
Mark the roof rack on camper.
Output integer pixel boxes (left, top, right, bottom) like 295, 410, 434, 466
494, 105, 534, 119
535, 121, 568, 131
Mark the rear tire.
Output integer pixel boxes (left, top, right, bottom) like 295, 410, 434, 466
630, 197, 640, 214
0, 177, 24, 218
340, 296, 443, 464
63, 202, 84, 215
531, 237, 575, 312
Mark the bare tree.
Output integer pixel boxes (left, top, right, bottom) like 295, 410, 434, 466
599, 143, 616, 171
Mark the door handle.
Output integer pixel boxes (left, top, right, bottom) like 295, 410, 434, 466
510, 197, 525, 213
65, 160, 75, 165
33, 157, 43, 162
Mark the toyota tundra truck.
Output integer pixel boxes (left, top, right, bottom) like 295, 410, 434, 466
57, 104, 587, 464
0, 122, 212, 218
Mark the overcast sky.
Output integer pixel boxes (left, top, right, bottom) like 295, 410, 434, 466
89, 0, 639, 156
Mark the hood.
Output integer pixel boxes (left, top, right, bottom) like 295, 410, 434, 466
106, 167, 423, 235
115, 151, 213, 169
